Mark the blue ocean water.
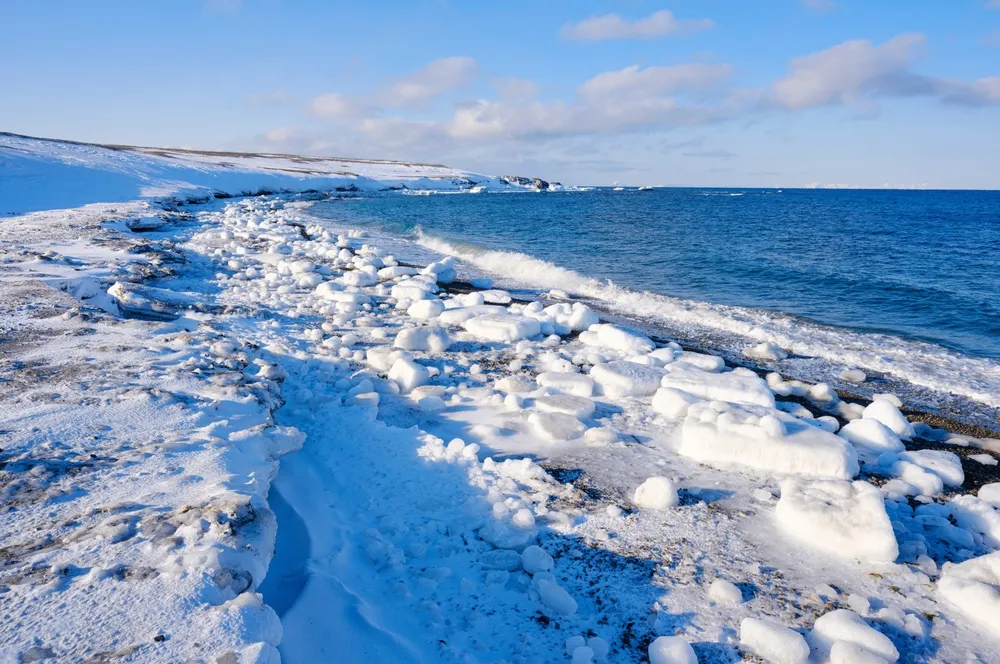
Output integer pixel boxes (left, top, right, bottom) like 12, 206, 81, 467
316, 188, 1000, 359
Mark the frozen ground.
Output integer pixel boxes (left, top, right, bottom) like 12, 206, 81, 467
2, 137, 1000, 663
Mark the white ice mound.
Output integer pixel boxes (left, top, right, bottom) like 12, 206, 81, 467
679, 402, 859, 480
407, 298, 445, 319
589, 361, 663, 397
808, 609, 899, 663
579, 323, 654, 354
528, 411, 587, 441
652, 387, 703, 419
463, 314, 541, 343
838, 419, 904, 458
862, 399, 915, 439
740, 618, 810, 664
438, 304, 506, 326
948, 494, 1000, 549
937, 551, 1000, 638
534, 395, 596, 420
633, 476, 679, 510
707, 579, 743, 606
676, 351, 726, 372
648, 636, 697, 664
394, 326, 452, 353
776, 479, 898, 563
981, 483, 1000, 507
895, 450, 964, 487
387, 357, 430, 393
537, 371, 594, 397
660, 364, 775, 408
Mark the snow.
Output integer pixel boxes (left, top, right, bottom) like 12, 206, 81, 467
647, 636, 697, 664
3, 135, 999, 664
838, 419, 904, 458
937, 552, 1000, 638
981, 483, 1000, 507
776, 479, 898, 563
632, 476, 679, 510
739, 618, 810, 664
808, 609, 900, 663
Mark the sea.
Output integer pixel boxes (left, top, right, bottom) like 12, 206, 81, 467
310, 187, 1000, 421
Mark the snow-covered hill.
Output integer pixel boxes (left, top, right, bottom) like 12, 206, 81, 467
0, 132, 518, 215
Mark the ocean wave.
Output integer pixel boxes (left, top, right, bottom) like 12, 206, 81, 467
415, 231, 1000, 409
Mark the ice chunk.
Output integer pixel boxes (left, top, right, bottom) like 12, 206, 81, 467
661, 364, 775, 408
972, 454, 999, 467
708, 579, 743, 605
830, 641, 891, 664
494, 375, 536, 394
808, 610, 899, 663
388, 358, 430, 393
840, 368, 867, 383
579, 323, 654, 354
521, 546, 554, 575
862, 400, 915, 439
407, 299, 446, 319
948, 494, 1000, 548
980, 483, 1000, 507
744, 342, 788, 361
740, 618, 810, 664
535, 395, 596, 420
463, 315, 541, 343
535, 577, 577, 615
438, 305, 506, 326
677, 351, 726, 372
647, 636, 697, 664
378, 265, 417, 281
536, 371, 594, 397
680, 403, 859, 480
652, 387, 703, 419
395, 326, 452, 353
528, 412, 587, 441
590, 361, 663, 397
937, 551, 1000, 638
887, 459, 943, 497
632, 476, 678, 510
895, 450, 964, 487
838, 420, 904, 458
776, 479, 898, 563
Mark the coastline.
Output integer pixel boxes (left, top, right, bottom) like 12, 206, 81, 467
3, 140, 1000, 661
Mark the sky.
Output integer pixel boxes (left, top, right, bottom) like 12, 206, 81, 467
2, 1, 1000, 188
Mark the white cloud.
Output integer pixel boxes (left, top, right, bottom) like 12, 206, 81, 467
244, 89, 289, 107
769, 33, 1000, 110
310, 92, 366, 120
578, 63, 732, 101
770, 34, 931, 109
379, 56, 478, 108
561, 10, 714, 42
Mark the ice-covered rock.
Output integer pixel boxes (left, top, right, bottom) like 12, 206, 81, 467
578, 323, 654, 354
632, 476, 678, 510
981, 482, 1000, 507
679, 402, 859, 480
708, 579, 743, 606
838, 419, 904, 458
661, 364, 775, 408
534, 577, 577, 615
840, 368, 867, 383
463, 315, 541, 343
589, 361, 663, 397
651, 387, 702, 419
937, 551, 1000, 638
528, 411, 587, 441
407, 299, 446, 319
494, 374, 536, 394
862, 400, 915, 439
388, 358, 430, 393
776, 479, 898, 563
948, 494, 1000, 548
647, 636, 697, 664
808, 610, 899, 663
534, 395, 596, 420
740, 618, 810, 664
521, 546, 554, 575
395, 326, 452, 353
895, 450, 964, 487
830, 641, 892, 664
536, 371, 594, 397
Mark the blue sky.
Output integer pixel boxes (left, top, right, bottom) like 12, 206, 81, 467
3, 0, 999, 187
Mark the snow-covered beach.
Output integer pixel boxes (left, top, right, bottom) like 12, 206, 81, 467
3, 134, 1000, 664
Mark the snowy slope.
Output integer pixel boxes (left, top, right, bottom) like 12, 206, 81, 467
0, 133, 512, 216
2, 138, 1000, 664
